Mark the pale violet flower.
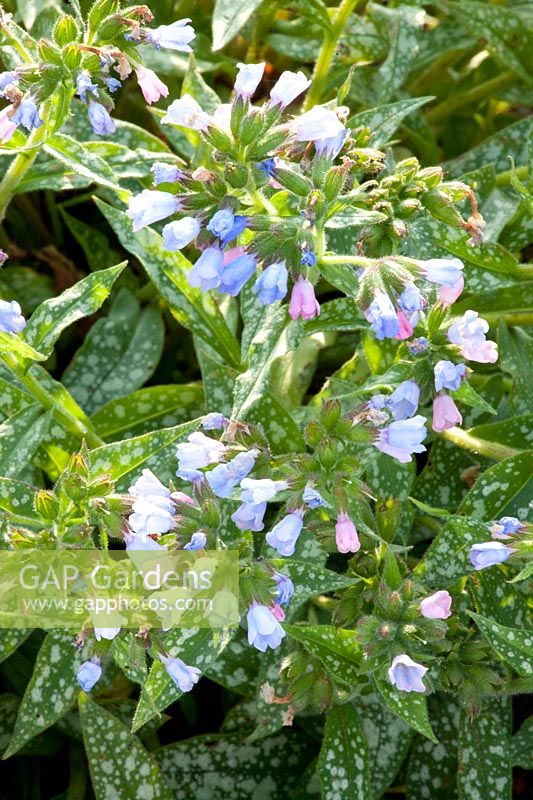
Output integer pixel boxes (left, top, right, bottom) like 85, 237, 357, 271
270, 71, 311, 108
127, 190, 179, 232
293, 106, 345, 142
163, 217, 201, 250
77, 658, 102, 692
231, 501, 267, 531
234, 62, 265, 99
202, 413, 226, 430
76, 71, 99, 100
176, 431, 226, 481
0, 300, 26, 333
469, 542, 515, 570
240, 478, 288, 504
129, 469, 172, 500
419, 590, 452, 620
374, 415, 427, 463
162, 94, 210, 131
207, 209, 235, 239
254, 262, 288, 305
289, 276, 320, 320
432, 394, 462, 432
434, 360, 466, 392
212, 103, 232, 134
218, 251, 257, 296
206, 450, 260, 498
388, 654, 428, 693
94, 627, 121, 641
335, 512, 360, 554
266, 510, 304, 557
365, 291, 400, 339
124, 531, 165, 551
247, 603, 285, 651
315, 128, 347, 159
188, 246, 224, 292
11, 98, 43, 131
151, 162, 182, 185
184, 531, 207, 550
302, 484, 328, 509
129, 496, 175, 536
136, 67, 169, 104
147, 19, 196, 52
447, 310, 498, 363
160, 654, 201, 691
370, 380, 420, 421
87, 101, 115, 135
421, 257, 464, 288
490, 516, 524, 539
273, 573, 294, 606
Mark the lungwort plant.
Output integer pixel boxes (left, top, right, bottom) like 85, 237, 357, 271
0, 1, 532, 798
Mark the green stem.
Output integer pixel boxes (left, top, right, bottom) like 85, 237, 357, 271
495, 165, 528, 187
440, 426, 520, 460
426, 71, 515, 124
0, 120, 48, 224
303, 0, 366, 111
481, 310, 533, 326
322, 253, 371, 267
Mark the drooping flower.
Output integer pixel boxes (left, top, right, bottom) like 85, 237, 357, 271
231, 501, 267, 531
247, 603, 285, 651
266, 510, 304, 557
218, 251, 256, 296
0, 299, 26, 333
129, 495, 175, 536
293, 106, 345, 142
163, 217, 201, 250
207, 208, 235, 240
212, 103, 232, 133
439, 275, 464, 306
234, 62, 265, 99
469, 541, 515, 570
254, 262, 288, 305
447, 310, 498, 363
432, 394, 462, 432
315, 128, 347, 159
206, 449, 259, 498
0, 106, 17, 142
220, 215, 247, 245
408, 337, 429, 355
388, 654, 428, 693
365, 291, 400, 339
160, 654, 201, 691
434, 360, 466, 392
104, 77, 122, 93
257, 158, 277, 178
151, 162, 182, 185
300, 250, 317, 267
383, 380, 420, 421
176, 431, 226, 481
94, 627, 121, 641
240, 478, 288, 504
162, 94, 210, 131
335, 512, 360, 554
11, 98, 43, 131
146, 19, 196, 52
289, 276, 320, 321
87, 101, 115, 135
0, 71, 19, 97
77, 658, 102, 691
184, 531, 207, 550
127, 190, 179, 232
273, 572, 295, 606
188, 246, 224, 291
270, 71, 311, 108
302, 484, 329, 508
124, 531, 165, 551
202, 413, 227, 430
76, 71, 99, 100
490, 516, 524, 539
129, 469, 172, 501
398, 282, 424, 326
421, 257, 464, 287
395, 310, 413, 340
136, 67, 169, 104
419, 590, 452, 620
374, 415, 427, 463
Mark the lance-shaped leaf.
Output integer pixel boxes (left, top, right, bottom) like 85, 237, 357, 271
43, 133, 129, 199
348, 97, 434, 147
0, 406, 51, 478
458, 697, 512, 800
284, 625, 361, 685
0, 630, 30, 665
407, 695, 460, 800
359, 691, 414, 798
375, 679, 437, 743
468, 612, 533, 676
212, 0, 264, 50
0, 332, 45, 361
318, 703, 371, 800
459, 450, 533, 520
0, 477, 42, 527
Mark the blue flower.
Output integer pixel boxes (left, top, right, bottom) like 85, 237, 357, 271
247, 603, 285, 651
254, 262, 288, 305
160, 654, 201, 691
301, 251, 317, 267
258, 158, 277, 177
365, 292, 400, 340
240, 478, 287, 504
184, 531, 207, 550
76, 71, 99, 100
188, 247, 224, 291
231, 501, 267, 531
315, 128, 347, 159
0, 299, 26, 333
273, 572, 294, 605
202, 413, 226, 430
374, 415, 427, 463
11, 99, 43, 131
87, 101, 115, 135
163, 217, 200, 250
407, 337, 428, 355
302, 484, 328, 508
384, 380, 420, 420
151, 162, 183, 185
220, 215, 247, 245
388, 654, 428, 693
218, 252, 257, 296
104, 77, 122, 93
176, 431, 226, 481
498, 516, 523, 535
422, 258, 464, 288
266, 511, 304, 557
77, 659, 102, 692
434, 360, 466, 392
398, 282, 424, 325
469, 542, 515, 570
147, 19, 196, 52
0, 71, 19, 97
207, 209, 235, 239
206, 450, 259, 498
127, 190, 179, 232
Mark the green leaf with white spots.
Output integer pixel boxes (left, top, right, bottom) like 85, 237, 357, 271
348, 97, 434, 148
0, 477, 42, 527
459, 450, 533, 520
204, 629, 260, 696
43, 133, 129, 199
444, 117, 533, 177
462, 416, 533, 452
274, 561, 359, 610
60, 208, 121, 272
415, 517, 484, 584
0, 376, 34, 420
0, 630, 31, 665
468, 612, 533, 677
22, 262, 127, 359
510, 717, 533, 770
452, 382, 497, 418
79, 696, 172, 800
407, 695, 460, 800
0, 331, 46, 361
498, 324, 533, 415
359, 691, 413, 799
3, 630, 87, 758
318, 703, 371, 800
0, 693, 19, 756
284, 625, 362, 686
457, 697, 512, 800
375, 679, 437, 743
212, 0, 264, 50
242, 392, 305, 453
0, 406, 51, 478
471, 568, 528, 629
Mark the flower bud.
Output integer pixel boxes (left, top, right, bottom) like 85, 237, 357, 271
205, 126, 233, 154
323, 167, 345, 201
274, 168, 312, 197
240, 109, 265, 147
320, 399, 342, 432
224, 163, 249, 188
35, 490, 59, 520
53, 15, 79, 46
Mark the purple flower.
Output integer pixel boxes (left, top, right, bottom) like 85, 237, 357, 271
419, 590, 452, 620
152, 162, 182, 186
202, 413, 226, 430
104, 77, 122, 93
218, 251, 256, 296
289, 276, 320, 321
176, 431, 226, 481
207, 209, 235, 239
220, 215, 247, 245
94, 627, 121, 641
496, 517, 523, 536
77, 658, 102, 691
127, 190, 179, 232
302, 484, 328, 508
374, 415, 427, 463
335, 511, 360, 554
421, 257, 464, 288
147, 19, 196, 52
162, 94, 210, 131
398, 282, 424, 325
365, 292, 400, 339
408, 337, 429, 355
0, 299, 26, 333
469, 542, 515, 570
136, 67, 169, 104
273, 572, 294, 605
234, 63, 265, 99
206, 449, 259, 498
129, 469, 172, 500
231, 501, 267, 531
184, 531, 207, 550
447, 310, 498, 363
247, 603, 285, 651
432, 394, 462, 432
188, 246, 224, 291
439, 275, 464, 306
11, 98, 43, 131
293, 106, 345, 142
240, 478, 287, 504
87, 101, 115, 135
163, 217, 200, 250
124, 531, 165, 551
76, 71, 99, 100
315, 128, 347, 159
258, 158, 277, 177
383, 380, 420, 421
160, 654, 201, 691
0, 71, 19, 97
254, 261, 288, 305
434, 360, 466, 392
388, 654, 428, 693
266, 511, 304, 557
270, 71, 311, 108
301, 250, 317, 267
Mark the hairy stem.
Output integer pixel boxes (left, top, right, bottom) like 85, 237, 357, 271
0, 119, 48, 223
440, 426, 520, 460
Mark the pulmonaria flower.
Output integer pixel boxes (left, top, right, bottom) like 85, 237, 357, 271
231, 501, 267, 531
370, 380, 420, 421
470, 541, 515, 570
124, 530, 165, 551
395, 310, 413, 340
130, 469, 172, 500
162, 94, 210, 131
388, 654, 428, 693
315, 128, 347, 159
206, 449, 259, 498
301, 250, 317, 267
129, 495, 175, 536
218, 251, 257, 296
240, 478, 288, 504
293, 105, 345, 142
176, 431, 226, 481
104, 77, 122, 93
421, 257, 464, 287
439, 275, 464, 306
0, 106, 17, 143
408, 337, 429, 355
0, 71, 19, 97
490, 516, 524, 539
160, 654, 201, 691
270, 70, 311, 108
447, 310, 498, 363
128, 190, 180, 232
273, 572, 295, 605
202, 413, 227, 430
432, 394, 462, 432
77, 658, 102, 692
374, 415, 427, 463
188, 246, 224, 291
212, 103, 232, 133
234, 62, 265, 99
87, 101, 115, 135
163, 217, 200, 250
136, 67, 169, 104
0, 300, 26, 333
266, 510, 304, 557
302, 484, 329, 508
258, 157, 277, 178
254, 262, 288, 305
271, 604, 285, 621
11, 98, 43, 132
398, 282, 424, 326
419, 590, 452, 620
76, 71, 99, 100
184, 531, 207, 550
289, 276, 320, 321
434, 360, 466, 392
247, 603, 286, 652
146, 19, 196, 52
207, 209, 235, 240
221, 216, 247, 245
365, 291, 400, 339
94, 627, 121, 641
335, 512, 360, 554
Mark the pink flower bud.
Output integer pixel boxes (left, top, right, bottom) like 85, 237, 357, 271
432, 394, 462, 432
439, 275, 464, 306
288, 276, 320, 321
271, 604, 286, 621
419, 590, 452, 619
136, 67, 169, 104
335, 512, 360, 554
395, 310, 413, 340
